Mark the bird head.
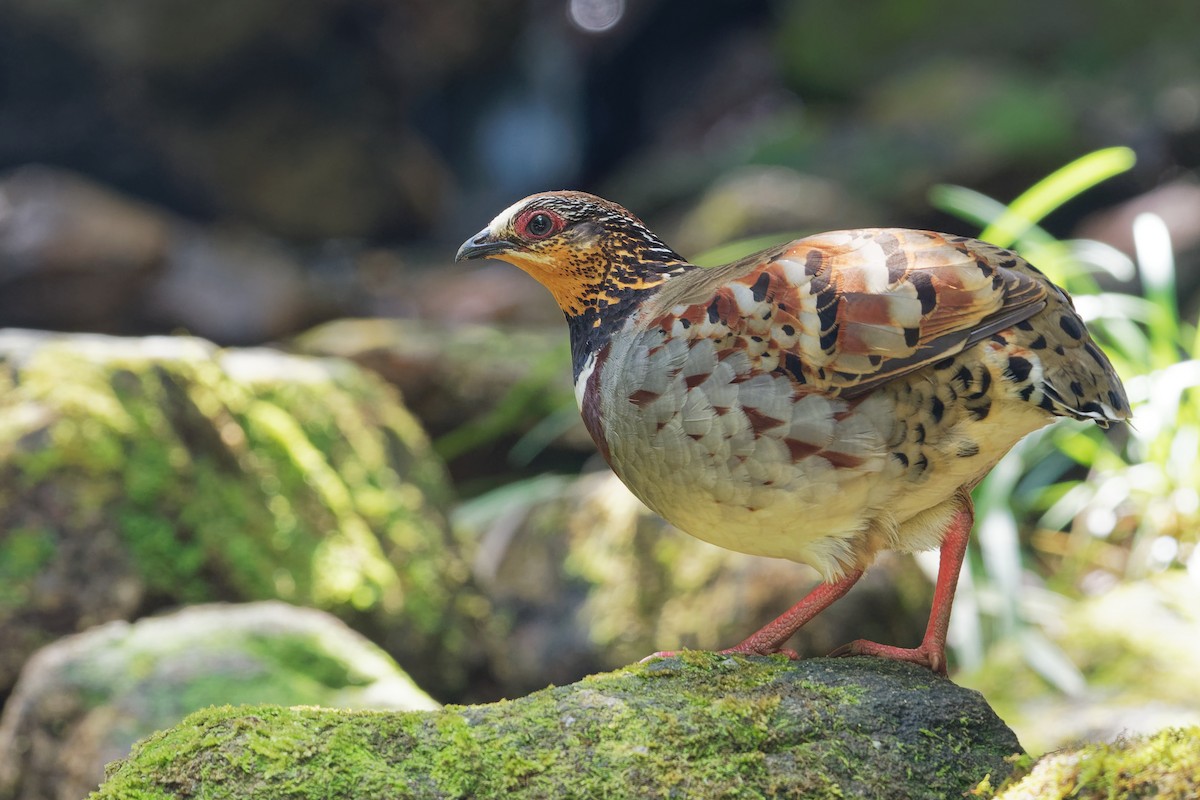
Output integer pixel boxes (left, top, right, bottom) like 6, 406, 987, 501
456, 191, 689, 318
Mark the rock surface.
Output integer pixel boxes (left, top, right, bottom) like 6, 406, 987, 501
0, 166, 320, 344
0, 329, 479, 697
0, 166, 170, 332
0, 601, 438, 800
92, 654, 1022, 800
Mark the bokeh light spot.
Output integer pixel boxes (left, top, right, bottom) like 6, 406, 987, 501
568, 0, 624, 33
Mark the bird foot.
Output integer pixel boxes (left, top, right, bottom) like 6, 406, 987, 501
828, 639, 947, 676
720, 643, 801, 660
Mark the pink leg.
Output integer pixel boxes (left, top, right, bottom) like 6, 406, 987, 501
829, 504, 973, 676
642, 569, 865, 662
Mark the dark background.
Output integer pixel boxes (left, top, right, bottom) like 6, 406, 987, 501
2, 0, 1198, 344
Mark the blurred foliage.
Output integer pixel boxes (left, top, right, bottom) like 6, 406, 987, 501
932, 148, 1199, 685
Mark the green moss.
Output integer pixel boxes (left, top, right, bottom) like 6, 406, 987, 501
0, 527, 56, 607
239, 632, 369, 690
0, 334, 476, 693
978, 727, 1200, 799
94, 656, 1021, 800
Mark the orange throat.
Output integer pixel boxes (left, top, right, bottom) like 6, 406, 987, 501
496, 248, 675, 320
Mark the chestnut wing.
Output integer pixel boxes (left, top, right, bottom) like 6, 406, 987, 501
646, 229, 1048, 397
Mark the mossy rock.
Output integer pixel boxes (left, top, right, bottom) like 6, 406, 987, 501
0, 601, 439, 800
92, 654, 1021, 799
983, 726, 1200, 800
0, 329, 478, 696
293, 317, 586, 483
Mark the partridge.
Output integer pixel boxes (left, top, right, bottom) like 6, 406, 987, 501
456, 191, 1129, 675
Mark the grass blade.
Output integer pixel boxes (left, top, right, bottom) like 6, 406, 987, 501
980, 146, 1137, 247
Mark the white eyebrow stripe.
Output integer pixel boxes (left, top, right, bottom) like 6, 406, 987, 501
488, 196, 532, 236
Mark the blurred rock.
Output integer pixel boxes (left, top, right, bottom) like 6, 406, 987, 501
143, 223, 314, 344
456, 470, 931, 698
0, 166, 169, 330
0, 601, 438, 800
0, 166, 329, 344
293, 318, 588, 483
0, 329, 482, 699
376, 258, 565, 328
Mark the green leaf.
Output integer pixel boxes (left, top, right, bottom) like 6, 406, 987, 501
980, 146, 1137, 248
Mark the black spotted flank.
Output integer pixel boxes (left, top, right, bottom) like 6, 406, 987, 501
968, 369, 992, 399
893, 451, 910, 467
1084, 342, 1108, 367
969, 399, 992, 421
781, 324, 796, 337
1059, 315, 1084, 340
1029, 334, 1047, 350
1006, 356, 1033, 383
955, 366, 974, 390
956, 440, 980, 458
904, 327, 920, 347
707, 300, 721, 324
750, 272, 771, 303
930, 395, 945, 422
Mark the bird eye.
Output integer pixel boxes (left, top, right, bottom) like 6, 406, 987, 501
517, 209, 563, 240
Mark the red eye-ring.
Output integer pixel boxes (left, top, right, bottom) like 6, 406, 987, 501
516, 208, 564, 240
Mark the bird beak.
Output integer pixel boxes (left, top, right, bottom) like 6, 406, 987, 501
455, 227, 513, 262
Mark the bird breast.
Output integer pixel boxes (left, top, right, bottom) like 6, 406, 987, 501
578, 303, 1049, 580
578, 310, 896, 574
